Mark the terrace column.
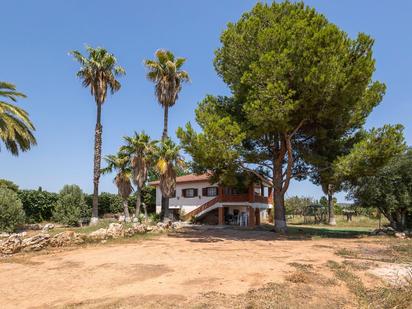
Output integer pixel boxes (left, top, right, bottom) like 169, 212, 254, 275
218, 207, 224, 225
255, 208, 261, 225
248, 184, 254, 203
248, 206, 256, 227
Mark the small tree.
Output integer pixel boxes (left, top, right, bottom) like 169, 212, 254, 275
347, 149, 412, 231
153, 138, 185, 220
0, 187, 25, 232
121, 132, 157, 218
102, 152, 133, 222
53, 185, 89, 226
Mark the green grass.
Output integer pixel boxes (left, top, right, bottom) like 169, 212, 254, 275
284, 225, 371, 239
287, 215, 387, 229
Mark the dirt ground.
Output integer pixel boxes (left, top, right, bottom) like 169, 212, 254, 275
0, 226, 409, 309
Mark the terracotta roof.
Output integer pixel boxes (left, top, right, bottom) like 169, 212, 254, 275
148, 173, 211, 186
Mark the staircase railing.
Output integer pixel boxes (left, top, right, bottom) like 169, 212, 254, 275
183, 196, 220, 220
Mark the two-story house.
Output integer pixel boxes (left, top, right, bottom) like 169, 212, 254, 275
149, 173, 272, 227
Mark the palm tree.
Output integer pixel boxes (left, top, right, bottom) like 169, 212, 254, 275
70, 46, 125, 225
144, 49, 189, 140
144, 49, 189, 218
154, 138, 185, 219
121, 131, 157, 219
0, 82, 36, 155
102, 152, 133, 222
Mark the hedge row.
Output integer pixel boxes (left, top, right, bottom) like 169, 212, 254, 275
3, 186, 156, 224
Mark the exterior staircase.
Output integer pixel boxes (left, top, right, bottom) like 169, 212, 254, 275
183, 196, 220, 220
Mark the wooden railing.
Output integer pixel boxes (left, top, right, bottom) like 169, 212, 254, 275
221, 194, 249, 203
183, 196, 220, 220
183, 191, 272, 221
253, 194, 269, 204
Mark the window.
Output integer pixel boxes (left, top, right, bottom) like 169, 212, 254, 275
202, 187, 218, 197
182, 188, 198, 198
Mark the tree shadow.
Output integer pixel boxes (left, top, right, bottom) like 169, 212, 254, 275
167, 224, 371, 243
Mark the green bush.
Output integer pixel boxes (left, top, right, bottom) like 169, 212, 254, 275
0, 179, 19, 192
53, 185, 90, 226
18, 189, 58, 223
0, 187, 25, 232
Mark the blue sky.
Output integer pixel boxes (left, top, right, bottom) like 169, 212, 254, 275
1, 1, 411, 202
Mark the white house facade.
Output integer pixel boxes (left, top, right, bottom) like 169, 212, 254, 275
149, 174, 272, 227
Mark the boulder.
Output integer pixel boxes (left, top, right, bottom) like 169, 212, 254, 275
0, 234, 22, 254
124, 227, 136, 237
107, 223, 124, 239
132, 223, 147, 234
88, 228, 108, 241
0, 232, 10, 239
42, 223, 55, 232
49, 231, 85, 247
21, 233, 50, 252
395, 232, 406, 239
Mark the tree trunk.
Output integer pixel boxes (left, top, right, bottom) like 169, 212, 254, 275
273, 186, 287, 233
123, 199, 130, 222
161, 196, 170, 221
91, 103, 103, 225
160, 105, 171, 221
143, 203, 148, 223
327, 184, 336, 225
135, 189, 141, 217
162, 105, 169, 141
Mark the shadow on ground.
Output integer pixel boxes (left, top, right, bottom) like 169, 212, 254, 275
167, 224, 371, 243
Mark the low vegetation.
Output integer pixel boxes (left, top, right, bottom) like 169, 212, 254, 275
0, 187, 25, 232
53, 185, 90, 226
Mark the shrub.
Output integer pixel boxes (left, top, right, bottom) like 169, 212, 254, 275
53, 185, 90, 226
0, 179, 19, 192
85, 192, 123, 215
0, 187, 25, 232
18, 189, 58, 223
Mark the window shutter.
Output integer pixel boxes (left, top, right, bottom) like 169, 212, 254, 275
182, 189, 186, 198
193, 189, 198, 197
202, 188, 208, 196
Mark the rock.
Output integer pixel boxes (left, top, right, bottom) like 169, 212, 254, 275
132, 217, 139, 223
88, 228, 108, 241
124, 227, 135, 237
42, 223, 55, 232
0, 234, 22, 254
49, 231, 85, 247
395, 232, 406, 239
26, 223, 42, 230
132, 223, 147, 234
107, 223, 124, 238
377, 231, 386, 236
107, 223, 124, 239
118, 215, 125, 222
21, 233, 50, 252
0, 232, 10, 239
17, 231, 27, 238
172, 222, 183, 230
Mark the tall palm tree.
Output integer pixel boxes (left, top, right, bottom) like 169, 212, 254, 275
144, 49, 189, 218
121, 131, 157, 218
144, 49, 189, 140
0, 82, 36, 155
154, 138, 185, 219
70, 46, 125, 225
101, 152, 133, 222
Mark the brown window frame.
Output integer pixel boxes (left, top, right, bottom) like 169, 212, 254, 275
202, 186, 218, 197
182, 188, 198, 198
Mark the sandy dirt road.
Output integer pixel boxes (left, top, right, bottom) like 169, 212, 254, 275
0, 227, 383, 308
